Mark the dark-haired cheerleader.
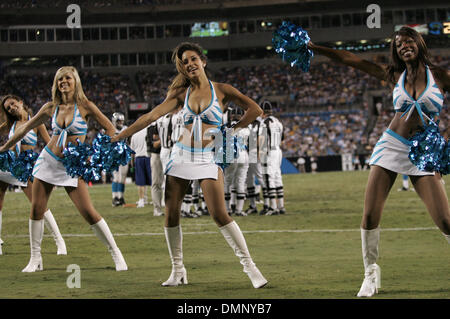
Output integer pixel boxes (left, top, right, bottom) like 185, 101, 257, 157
0, 94, 66, 256
307, 27, 449, 297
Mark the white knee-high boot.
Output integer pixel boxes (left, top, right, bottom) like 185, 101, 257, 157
357, 227, 381, 297
0, 210, 3, 255
220, 221, 268, 288
22, 219, 44, 272
43, 210, 67, 255
162, 225, 187, 286
443, 233, 450, 244
90, 218, 127, 271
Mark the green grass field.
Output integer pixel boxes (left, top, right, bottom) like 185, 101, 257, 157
0, 171, 449, 299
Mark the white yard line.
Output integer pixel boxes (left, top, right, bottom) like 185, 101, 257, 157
3, 226, 439, 238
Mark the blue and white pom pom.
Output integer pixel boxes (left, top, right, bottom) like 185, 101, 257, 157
408, 123, 447, 174
90, 133, 135, 173
62, 139, 100, 182
62, 134, 135, 182
214, 125, 243, 170
0, 151, 15, 172
272, 21, 313, 72
438, 141, 449, 175
10, 150, 39, 183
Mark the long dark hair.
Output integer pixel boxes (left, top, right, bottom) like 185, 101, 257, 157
386, 27, 435, 84
0, 94, 33, 128
168, 42, 211, 92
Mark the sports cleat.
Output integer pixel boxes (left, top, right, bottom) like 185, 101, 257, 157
136, 199, 145, 208
278, 208, 286, 215
162, 267, 188, 286
22, 256, 43, 272
181, 211, 198, 218
235, 211, 248, 217
112, 197, 121, 207
265, 208, 279, 216
195, 207, 205, 216
154, 209, 164, 217
357, 264, 381, 297
244, 206, 258, 215
259, 206, 269, 215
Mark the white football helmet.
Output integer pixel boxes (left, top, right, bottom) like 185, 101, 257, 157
112, 112, 125, 130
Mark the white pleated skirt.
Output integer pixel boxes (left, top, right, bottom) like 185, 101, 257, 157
165, 142, 221, 180
369, 129, 434, 176
0, 170, 27, 187
32, 146, 79, 187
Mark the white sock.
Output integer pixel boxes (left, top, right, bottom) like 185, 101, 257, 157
231, 191, 236, 207
164, 225, 183, 269
201, 198, 206, 210
361, 227, 380, 269
220, 221, 255, 270
236, 198, 245, 213
270, 198, 277, 210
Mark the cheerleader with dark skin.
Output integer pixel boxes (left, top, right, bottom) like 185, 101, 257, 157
308, 26, 449, 297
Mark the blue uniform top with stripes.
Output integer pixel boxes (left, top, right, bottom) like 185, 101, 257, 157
393, 65, 444, 124
8, 115, 37, 154
51, 103, 88, 148
181, 80, 223, 142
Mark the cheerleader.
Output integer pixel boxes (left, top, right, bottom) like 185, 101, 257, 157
113, 42, 267, 288
0, 67, 127, 272
0, 95, 66, 256
308, 26, 450, 297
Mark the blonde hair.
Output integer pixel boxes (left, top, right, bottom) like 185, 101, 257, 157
52, 66, 88, 106
168, 42, 209, 93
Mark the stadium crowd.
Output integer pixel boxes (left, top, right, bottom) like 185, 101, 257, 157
0, 0, 228, 9
1, 56, 448, 160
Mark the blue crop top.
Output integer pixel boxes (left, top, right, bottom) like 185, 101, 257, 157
52, 103, 88, 148
181, 80, 223, 141
392, 66, 443, 124
8, 115, 37, 154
